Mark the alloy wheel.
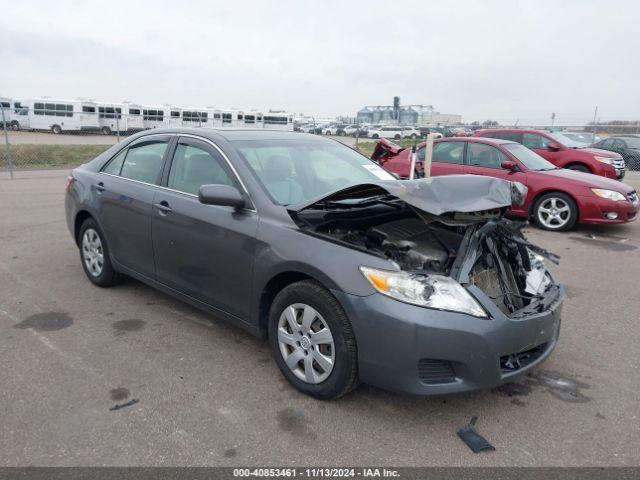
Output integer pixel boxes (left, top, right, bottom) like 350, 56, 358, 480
537, 197, 571, 229
82, 228, 104, 277
277, 303, 335, 384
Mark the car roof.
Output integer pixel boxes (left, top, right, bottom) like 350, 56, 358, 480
133, 127, 312, 142
438, 136, 517, 145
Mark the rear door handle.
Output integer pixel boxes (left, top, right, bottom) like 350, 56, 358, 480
153, 201, 172, 215
94, 182, 105, 193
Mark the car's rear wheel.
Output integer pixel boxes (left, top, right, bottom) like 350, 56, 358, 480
79, 218, 123, 287
567, 164, 591, 173
268, 280, 358, 399
533, 192, 578, 231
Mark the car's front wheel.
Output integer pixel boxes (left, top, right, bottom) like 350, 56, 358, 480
78, 218, 123, 287
533, 192, 578, 231
269, 280, 358, 399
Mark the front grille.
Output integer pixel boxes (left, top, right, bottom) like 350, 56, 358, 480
500, 342, 549, 373
418, 359, 457, 384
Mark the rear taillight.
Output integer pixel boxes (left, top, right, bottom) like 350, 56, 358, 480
66, 175, 75, 192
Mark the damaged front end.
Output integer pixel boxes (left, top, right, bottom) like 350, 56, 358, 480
289, 175, 561, 318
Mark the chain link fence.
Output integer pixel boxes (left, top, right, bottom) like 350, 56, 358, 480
1, 105, 640, 175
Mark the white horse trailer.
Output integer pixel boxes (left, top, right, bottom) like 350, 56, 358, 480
22, 98, 98, 134
242, 110, 264, 128
122, 103, 144, 132
96, 103, 125, 135
142, 106, 166, 129
0, 97, 11, 128
167, 106, 182, 128
215, 108, 245, 128
263, 112, 293, 130
181, 108, 209, 128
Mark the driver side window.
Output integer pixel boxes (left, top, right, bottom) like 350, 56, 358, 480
167, 143, 233, 196
522, 133, 551, 149
466, 143, 508, 169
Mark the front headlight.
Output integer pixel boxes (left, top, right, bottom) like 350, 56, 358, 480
360, 266, 487, 318
592, 188, 626, 201
594, 155, 613, 164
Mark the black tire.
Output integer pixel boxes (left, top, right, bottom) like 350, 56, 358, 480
10, 121, 20, 131
268, 280, 359, 400
567, 164, 591, 174
394, 134, 401, 140
410, 133, 417, 139
532, 192, 578, 231
78, 218, 123, 287
372, 134, 379, 139
101, 126, 112, 135
51, 124, 62, 134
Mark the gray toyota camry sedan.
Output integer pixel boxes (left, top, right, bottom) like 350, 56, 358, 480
65, 128, 564, 399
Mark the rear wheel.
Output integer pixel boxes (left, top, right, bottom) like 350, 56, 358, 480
269, 280, 358, 399
410, 133, 417, 139
101, 126, 112, 135
10, 121, 20, 131
372, 134, 379, 139
51, 124, 62, 134
78, 218, 123, 287
394, 134, 401, 140
533, 192, 578, 231
567, 164, 591, 174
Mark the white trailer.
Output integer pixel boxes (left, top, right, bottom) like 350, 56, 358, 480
122, 102, 144, 132
181, 107, 209, 128
166, 106, 182, 128
141, 105, 166, 129
20, 98, 99, 134
242, 110, 264, 128
0, 96, 11, 128
263, 112, 294, 131
96, 102, 125, 135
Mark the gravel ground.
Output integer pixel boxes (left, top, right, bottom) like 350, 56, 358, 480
0, 169, 638, 467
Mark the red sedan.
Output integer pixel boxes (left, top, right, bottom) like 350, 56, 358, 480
372, 137, 639, 231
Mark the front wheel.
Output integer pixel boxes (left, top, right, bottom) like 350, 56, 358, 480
78, 218, 123, 287
101, 126, 112, 135
533, 192, 578, 231
51, 124, 62, 134
567, 164, 591, 174
269, 280, 358, 399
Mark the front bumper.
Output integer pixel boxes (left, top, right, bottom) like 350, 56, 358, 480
332, 284, 564, 396
578, 196, 639, 224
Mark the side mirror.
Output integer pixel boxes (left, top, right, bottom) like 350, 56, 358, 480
198, 184, 246, 209
501, 160, 518, 171
547, 142, 561, 151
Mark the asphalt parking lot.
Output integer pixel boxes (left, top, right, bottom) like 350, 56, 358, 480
0, 169, 639, 467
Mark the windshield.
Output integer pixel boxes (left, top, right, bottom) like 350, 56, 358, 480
503, 143, 557, 171
547, 131, 586, 148
562, 132, 593, 145
234, 139, 395, 206
622, 137, 640, 149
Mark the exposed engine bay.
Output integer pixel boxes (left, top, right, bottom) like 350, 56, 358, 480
289, 177, 560, 316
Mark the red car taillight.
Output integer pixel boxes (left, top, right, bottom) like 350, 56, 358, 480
66, 175, 75, 192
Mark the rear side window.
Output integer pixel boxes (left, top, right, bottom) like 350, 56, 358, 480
467, 143, 509, 169
102, 149, 128, 175
168, 143, 233, 196
118, 141, 168, 184
426, 142, 465, 164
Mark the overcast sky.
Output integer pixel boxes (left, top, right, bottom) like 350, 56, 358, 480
2, 0, 638, 124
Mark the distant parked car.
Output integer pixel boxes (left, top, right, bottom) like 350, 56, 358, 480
324, 123, 348, 136
417, 127, 443, 139
593, 136, 640, 170
431, 126, 455, 137
474, 128, 625, 179
451, 127, 471, 137
372, 137, 639, 231
368, 125, 419, 140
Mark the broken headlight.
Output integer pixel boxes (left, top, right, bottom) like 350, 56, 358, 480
360, 266, 487, 318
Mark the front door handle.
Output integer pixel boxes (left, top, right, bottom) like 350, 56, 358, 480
153, 201, 172, 215
94, 182, 105, 193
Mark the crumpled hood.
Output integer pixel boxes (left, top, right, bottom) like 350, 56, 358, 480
289, 174, 528, 216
